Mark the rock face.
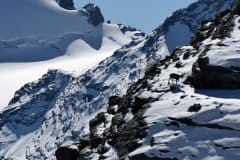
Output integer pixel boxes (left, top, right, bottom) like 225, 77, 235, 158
56, 0, 75, 10
81, 3, 105, 26
155, 0, 236, 53
190, 6, 240, 89
55, 146, 79, 160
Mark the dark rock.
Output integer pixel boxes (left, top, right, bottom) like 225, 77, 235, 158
197, 56, 209, 69
118, 24, 137, 34
82, 3, 104, 26
111, 113, 124, 126
188, 104, 202, 112
183, 52, 190, 59
191, 64, 240, 89
55, 0, 75, 10
129, 153, 179, 160
79, 135, 90, 150
55, 146, 79, 160
212, 11, 234, 39
133, 97, 153, 114
89, 112, 106, 128
107, 105, 118, 115
175, 62, 183, 68
108, 96, 121, 107
90, 134, 104, 148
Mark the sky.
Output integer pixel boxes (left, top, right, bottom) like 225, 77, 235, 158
74, 0, 197, 33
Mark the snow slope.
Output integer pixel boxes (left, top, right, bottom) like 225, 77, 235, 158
127, 7, 240, 159
0, 0, 237, 159
72, 7, 240, 159
0, 0, 141, 109
158, 0, 235, 53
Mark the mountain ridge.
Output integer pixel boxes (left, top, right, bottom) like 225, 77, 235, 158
0, 0, 237, 159
56, 3, 240, 159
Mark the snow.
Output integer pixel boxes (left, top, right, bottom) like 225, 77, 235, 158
129, 24, 240, 158
207, 17, 240, 67
0, 24, 138, 110
214, 138, 240, 148
0, 0, 237, 159
124, 109, 134, 122
0, 0, 88, 40
0, 0, 141, 110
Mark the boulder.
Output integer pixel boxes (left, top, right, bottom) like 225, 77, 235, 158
188, 104, 202, 112
55, 146, 79, 160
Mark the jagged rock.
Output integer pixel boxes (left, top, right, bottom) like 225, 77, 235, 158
55, 146, 79, 160
81, 3, 104, 26
79, 135, 90, 150
55, 0, 75, 10
89, 112, 106, 128
191, 55, 240, 89
183, 52, 190, 60
108, 96, 121, 107
90, 135, 104, 148
118, 24, 137, 34
188, 104, 202, 112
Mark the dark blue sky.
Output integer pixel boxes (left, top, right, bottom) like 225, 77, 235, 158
74, 0, 197, 33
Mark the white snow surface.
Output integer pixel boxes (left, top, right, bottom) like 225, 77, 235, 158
207, 17, 240, 67
130, 16, 240, 159
0, 0, 237, 159
0, 0, 140, 110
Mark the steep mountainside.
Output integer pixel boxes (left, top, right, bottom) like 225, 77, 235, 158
0, 0, 237, 160
0, 0, 141, 109
157, 0, 235, 53
63, 4, 240, 159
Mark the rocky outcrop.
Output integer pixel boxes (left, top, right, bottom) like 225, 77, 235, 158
189, 6, 240, 89
55, 146, 79, 160
56, 0, 75, 10
81, 3, 104, 26
55, 60, 163, 159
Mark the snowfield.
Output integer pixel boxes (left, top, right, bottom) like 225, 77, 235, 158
128, 11, 240, 159
0, 0, 237, 159
0, 0, 141, 110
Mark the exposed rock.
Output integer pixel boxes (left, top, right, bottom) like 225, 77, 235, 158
189, 6, 240, 89
55, 0, 75, 10
89, 112, 106, 128
108, 96, 121, 107
55, 146, 79, 160
188, 104, 202, 112
81, 3, 104, 26
175, 61, 183, 68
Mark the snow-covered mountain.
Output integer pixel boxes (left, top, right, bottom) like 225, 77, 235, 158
56, 3, 240, 160
0, 0, 237, 159
0, 0, 141, 109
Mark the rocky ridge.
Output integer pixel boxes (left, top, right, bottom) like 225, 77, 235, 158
56, 3, 240, 160
0, 0, 237, 159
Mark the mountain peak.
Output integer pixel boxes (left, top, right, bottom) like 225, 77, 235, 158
81, 3, 105, 26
